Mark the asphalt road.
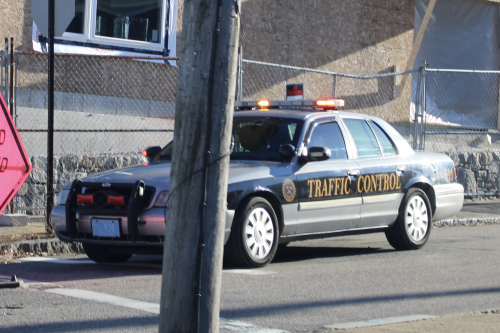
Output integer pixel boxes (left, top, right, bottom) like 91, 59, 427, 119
1, 224, 500, 333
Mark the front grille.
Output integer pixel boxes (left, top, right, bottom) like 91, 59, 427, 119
79, 185, 155, 210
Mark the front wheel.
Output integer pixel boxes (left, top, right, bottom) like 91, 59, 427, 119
385, 188, 432, 250
225, 197, 279, 268
83, 243, 132, 263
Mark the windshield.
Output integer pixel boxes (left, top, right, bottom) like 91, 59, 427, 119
152, 117, 303, 162
231, 117, 303, 162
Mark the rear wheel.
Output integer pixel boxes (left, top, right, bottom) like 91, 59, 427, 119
386, 188, 432, 250
225, 197, 279, 268
83, 243, 132, 263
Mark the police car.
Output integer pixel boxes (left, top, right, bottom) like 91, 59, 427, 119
51, 98, 464, 268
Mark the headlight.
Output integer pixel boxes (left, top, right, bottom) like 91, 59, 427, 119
56, 189, 70, 205
154, 191, 169, 207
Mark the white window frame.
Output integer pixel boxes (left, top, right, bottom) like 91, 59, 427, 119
61, 0, 167, 52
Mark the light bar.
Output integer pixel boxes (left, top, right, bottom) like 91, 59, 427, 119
77, 194, 94, 204
235, 99, 344, 111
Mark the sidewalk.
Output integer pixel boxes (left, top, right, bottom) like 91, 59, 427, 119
325, 309, 500, 333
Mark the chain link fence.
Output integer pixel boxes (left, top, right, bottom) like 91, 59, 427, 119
239, 59, 420, 146
4, 52, 500, 218
10, 52, 178, 216
418, 68, 500, 152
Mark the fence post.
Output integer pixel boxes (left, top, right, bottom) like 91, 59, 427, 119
420, 62, 427, 151
4, 39, 9, 116
1, 43, 4, 99
237, 46, 243, 101
46, 0, 55, 234
9, 38, 14, 118
413, 67, 423, 150
333, 75, 337, 98
14, 51, 18, 126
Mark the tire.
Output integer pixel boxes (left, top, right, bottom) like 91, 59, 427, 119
225, 197, 279, 268
385, 188, 432, 250
83, 243, 132, 263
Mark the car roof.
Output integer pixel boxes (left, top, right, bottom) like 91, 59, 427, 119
233, 108, 381, 122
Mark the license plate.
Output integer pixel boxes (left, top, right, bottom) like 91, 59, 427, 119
91, 219, 121, 237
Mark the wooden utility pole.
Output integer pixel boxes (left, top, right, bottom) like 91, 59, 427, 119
159, 0, 241, 332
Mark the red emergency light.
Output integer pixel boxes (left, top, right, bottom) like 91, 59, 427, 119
315, 99, 345, 109
77, 194, 94, 204
107, 195, 125, 205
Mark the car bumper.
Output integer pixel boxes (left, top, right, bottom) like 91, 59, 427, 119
433, 183, 464, 221
52, 205, 166, 247
52, 205, 235, 246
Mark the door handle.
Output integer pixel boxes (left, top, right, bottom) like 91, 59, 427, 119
396, 166, 406, 172
348, 169, 361, 176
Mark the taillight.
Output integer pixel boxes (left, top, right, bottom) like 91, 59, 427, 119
142, 150, 148, 157
107, 195, 125, 205
77, 194, 94, 204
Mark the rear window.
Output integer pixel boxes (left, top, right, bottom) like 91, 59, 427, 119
343, 118, 382, 158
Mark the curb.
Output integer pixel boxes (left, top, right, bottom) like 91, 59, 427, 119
433, 216, 500, 227
1, 238, 84, 261
0, 276, 22, 289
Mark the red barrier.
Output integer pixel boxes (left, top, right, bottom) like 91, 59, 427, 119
0, 94, 32, 215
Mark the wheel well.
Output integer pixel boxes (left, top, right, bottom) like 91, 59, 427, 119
410, 183, 436, 216
236, 192, 284, 234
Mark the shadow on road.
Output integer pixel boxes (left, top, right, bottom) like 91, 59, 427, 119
272, 244, 393, 264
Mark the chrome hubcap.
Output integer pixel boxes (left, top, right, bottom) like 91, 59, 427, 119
405, 195, 429, 242
245, 207, 274, 259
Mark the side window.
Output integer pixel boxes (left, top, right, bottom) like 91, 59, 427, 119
308, 122, 347, 160
343, 118, 382, 158
368, 121, 397, 156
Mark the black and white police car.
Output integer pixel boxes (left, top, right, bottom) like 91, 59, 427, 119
52, 98, 464, 267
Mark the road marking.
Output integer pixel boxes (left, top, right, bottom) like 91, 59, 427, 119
45, 288, 161, 314
224, 269, 278, 276
220, 317, 289, 332
325, 314, 437, 330
44, 287, 288, 332
17, 257, 94, 264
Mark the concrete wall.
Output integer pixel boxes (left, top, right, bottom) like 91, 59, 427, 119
0, 0, 33, 51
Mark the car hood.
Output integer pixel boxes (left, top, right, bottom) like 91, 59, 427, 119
81, 160, 290, 188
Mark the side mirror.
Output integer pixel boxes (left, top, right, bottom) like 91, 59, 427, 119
299, 146, 331, 164
142, 146, 161, 161
279, 144, 296, 160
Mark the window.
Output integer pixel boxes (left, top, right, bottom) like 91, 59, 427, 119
368, 121, 397, 156
308, 122, 347, 160
61, 0, 168, 52
231, 117, 304, 162
343, 118, 382, 158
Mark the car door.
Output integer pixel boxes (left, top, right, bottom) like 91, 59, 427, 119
342, 117, 410, 228
295, 119, 361, 235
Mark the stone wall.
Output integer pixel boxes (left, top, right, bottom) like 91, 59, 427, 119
14, 153, 147, 215
448, 151, 500, 195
